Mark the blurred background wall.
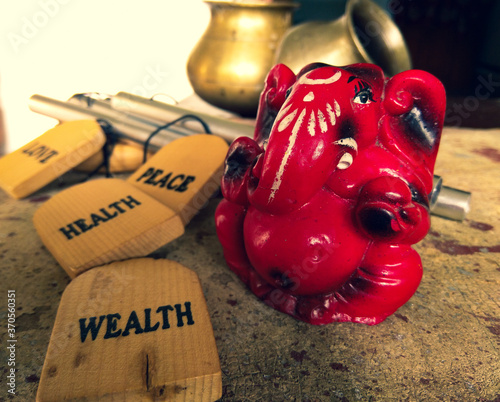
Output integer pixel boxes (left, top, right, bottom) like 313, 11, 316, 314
0, 0, 210, 153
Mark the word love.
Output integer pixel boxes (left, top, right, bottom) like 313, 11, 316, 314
135, 167, 196, 193
59, 195, 141, 240
0, 120, 106, 199
79, 302, 195, 343
22, 141, 59, 164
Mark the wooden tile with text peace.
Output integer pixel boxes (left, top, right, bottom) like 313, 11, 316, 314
36, 258, 222, 401
128, 134, 229, 225
0, 120, 106, 198
33, 178, 184, 278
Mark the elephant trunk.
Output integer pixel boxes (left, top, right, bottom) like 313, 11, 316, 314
247, 98, 345, 215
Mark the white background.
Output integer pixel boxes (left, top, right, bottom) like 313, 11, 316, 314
0, 0, 210, 152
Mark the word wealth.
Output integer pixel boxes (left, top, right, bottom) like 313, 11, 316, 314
79, 302, 195, 343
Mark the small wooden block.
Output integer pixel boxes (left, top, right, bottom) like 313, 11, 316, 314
127, 134, 228, 225
0, 120, 106, 198
33, 178, 184, 278
36, 258, 222, 401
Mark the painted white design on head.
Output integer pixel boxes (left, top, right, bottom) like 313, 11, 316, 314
270, 108, 306, 201
334, 99, 341, 117
333, 137, 358, 152
326, 103, 337, 126
312, 140, 325, 160
303, 91, 315, 102
301, 70, 342, 85
317, 109, 327, 133
292, 108, 306, 138
337, 152, 353, 169
277, 107, 297, 132
308, 111, 316, 136
275, 102, 292, 122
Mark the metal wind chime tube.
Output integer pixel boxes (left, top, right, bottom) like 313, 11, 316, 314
111, 92, 255, 143
28, 94, 186, 151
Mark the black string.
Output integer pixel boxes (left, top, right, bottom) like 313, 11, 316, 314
143, 114, 211, 163
82, 114, 211, 181
83, 119, 119, 181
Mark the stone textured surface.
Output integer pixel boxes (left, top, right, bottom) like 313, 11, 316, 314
0, 127, 499, 401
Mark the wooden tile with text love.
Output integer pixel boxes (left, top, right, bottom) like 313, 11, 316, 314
0, 120, 106, 198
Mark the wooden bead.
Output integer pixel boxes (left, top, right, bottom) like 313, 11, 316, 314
75, 141, 155, 173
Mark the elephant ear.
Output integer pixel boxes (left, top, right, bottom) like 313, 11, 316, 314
381, 70, 446, 193
254, 64, 296, 146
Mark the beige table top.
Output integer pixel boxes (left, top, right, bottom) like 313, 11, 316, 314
0, 127, 499, 401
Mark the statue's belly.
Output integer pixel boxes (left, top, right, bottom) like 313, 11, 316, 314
243, 190, 370, 296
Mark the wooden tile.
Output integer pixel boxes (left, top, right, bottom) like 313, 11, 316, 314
128, 134, 228, 225
36, 258, 222, 401
0, 120, 106, 198
33, 178, 184, 278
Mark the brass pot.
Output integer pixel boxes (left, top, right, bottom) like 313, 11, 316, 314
187, 0, 297, 117
275, 0, 412, 76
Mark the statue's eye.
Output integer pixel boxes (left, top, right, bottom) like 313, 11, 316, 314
353, 87, 374, 104
353, 81, 375, 104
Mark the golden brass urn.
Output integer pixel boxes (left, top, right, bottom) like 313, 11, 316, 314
187, 0, 297, 117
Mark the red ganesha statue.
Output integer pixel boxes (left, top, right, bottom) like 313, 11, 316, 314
215, 63, 446, 325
